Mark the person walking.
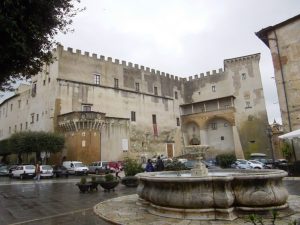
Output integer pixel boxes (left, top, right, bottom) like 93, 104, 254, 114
34, 162, 41, 181
145, 159, 154, 172
155, 156, 164, 171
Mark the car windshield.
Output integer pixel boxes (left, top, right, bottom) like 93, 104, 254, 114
25, 165, 35, 169
42, 165, 52, 170
74, 163, 84, 167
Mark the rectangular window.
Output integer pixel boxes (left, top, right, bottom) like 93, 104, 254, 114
31, 82, 37, 97
25, 122, 28, 129
14, 125, 17, 132
176, 117, 180, 126
31, 114, 35, 124
94, 74, 100, 85
18, 100, 21, 108
221, 136, 224, 140
82, 105, 92, 111
43, 80, 46, 86
36, 114, 39, 122
10, 104, 13, 111
48, 77, 51, 83
212, 86, 216, 92
152, 114, 157, 124
152, 114, 158, 136
245, 101, 252, 109
211, 123, 217, 130
135, 83, 140, 92
114, 78, 119, 88
175, 91, 178, 99
131, 111, 136, 121
241, 73, 246, 80
154, 86, 158, 95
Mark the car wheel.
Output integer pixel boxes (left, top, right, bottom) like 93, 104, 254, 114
254, 167, 260, 169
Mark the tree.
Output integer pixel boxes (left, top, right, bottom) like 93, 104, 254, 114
281, 141, 292, 160
0, 0, 83, 91
9, 131, 65, 163
0, 139, 10, 163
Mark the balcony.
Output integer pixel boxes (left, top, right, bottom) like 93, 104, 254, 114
180, 96, 236, 116
57, 111, 106, 132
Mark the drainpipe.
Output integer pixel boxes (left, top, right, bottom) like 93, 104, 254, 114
273, 30, 297, 161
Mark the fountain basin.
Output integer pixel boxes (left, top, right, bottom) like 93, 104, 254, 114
137, 169, 289, 220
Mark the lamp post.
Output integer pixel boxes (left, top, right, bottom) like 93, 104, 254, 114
266, 126, 275, 162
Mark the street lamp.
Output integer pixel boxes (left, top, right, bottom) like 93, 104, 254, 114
266, 126, 275, 162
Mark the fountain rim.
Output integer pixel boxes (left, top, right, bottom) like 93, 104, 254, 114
137, 169, 288, 182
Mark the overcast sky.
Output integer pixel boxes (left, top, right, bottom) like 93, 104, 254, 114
2, 0, 300, 124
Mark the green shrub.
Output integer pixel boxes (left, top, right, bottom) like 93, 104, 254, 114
164, 160, 187, 171
105, 173, 115, 182
91, 176, 96, 182
123, 157, 143, 176
80, 177, 87, 184
216, 153, 236, 168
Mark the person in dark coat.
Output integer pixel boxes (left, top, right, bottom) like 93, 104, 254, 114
155, 156, 164, 171
145, 159, 154, 172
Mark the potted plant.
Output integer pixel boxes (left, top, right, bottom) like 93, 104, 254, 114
121, 157, 144, 187
89, 176, 99, 191
99, 173, 119, 192
76, 177, 90, 193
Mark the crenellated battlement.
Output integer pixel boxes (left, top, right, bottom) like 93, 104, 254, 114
224, 53, 260, 64
55, 45, 233, 84
184, 68, 224, 83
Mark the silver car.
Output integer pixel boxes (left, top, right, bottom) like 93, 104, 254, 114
88, 161, 109, 174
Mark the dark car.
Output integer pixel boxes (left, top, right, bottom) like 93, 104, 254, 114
0, 165, 9, 176
52, 165, 69, 178
184, 160, 219, 170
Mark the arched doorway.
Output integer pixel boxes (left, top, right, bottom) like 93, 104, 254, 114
183, 122, 201, 146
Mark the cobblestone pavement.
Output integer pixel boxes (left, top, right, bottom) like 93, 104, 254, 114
0, 176, 299, 225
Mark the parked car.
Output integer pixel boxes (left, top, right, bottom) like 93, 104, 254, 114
232, 160, 252, 169
183, 160, 218, 170
88, 161, 110, 174
183, 160, 197, 169
248, 160, 264, 169
39, 165, 54, 178
8, 165, 18, 177
0, 165, 9, 176
52, 165, 69, 178
108, 161, 123, 172
11, 165, 36, 179
62, 161, 89, 175
232, 159, 263, 169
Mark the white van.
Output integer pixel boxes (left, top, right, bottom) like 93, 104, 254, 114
62, 161, 89, 175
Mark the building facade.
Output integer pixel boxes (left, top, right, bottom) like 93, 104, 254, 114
256, 14, 300, 160
0, 45, 270, 164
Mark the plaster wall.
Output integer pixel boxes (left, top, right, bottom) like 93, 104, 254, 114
268, 19, 300, 132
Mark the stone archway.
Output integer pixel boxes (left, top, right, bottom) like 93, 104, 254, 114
183, 122, 201, 146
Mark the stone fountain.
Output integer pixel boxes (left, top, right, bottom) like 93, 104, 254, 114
136, 146, 289, 220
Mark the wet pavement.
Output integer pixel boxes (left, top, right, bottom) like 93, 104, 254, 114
0, 176, 299, 225
0, 176, 135, 225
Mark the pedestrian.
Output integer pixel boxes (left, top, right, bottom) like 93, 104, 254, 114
34, 161, 41, 181
155, 156, 164, 171
145, 159, 154, 172
115, 163, 121, 179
